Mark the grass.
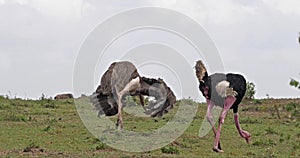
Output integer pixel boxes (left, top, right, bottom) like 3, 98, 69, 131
0, 96, 300, 157
161, 146, 179, 155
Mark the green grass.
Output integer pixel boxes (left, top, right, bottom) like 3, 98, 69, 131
0, 96, 300, 157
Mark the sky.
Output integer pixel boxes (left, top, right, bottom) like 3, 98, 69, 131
0, 0, 299, 100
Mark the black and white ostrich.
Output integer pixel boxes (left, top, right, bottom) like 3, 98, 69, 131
91, 61, 176, 130
195, 60, 251, 153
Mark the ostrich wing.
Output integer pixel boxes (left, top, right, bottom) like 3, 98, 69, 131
138, 77, 176, 117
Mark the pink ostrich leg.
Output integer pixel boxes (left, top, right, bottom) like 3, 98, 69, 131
234, 113, 251, 143
206, 99, 222, 150
213, 96, 236, 152
206, 100, 218, 134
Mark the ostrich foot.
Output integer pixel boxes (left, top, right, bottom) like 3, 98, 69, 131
213, 142, 223, 152
218, 142, 222, 150
241, 130, 251, 143
234, 113, 251, 144
115, 119, 124, 131
213, 147, 224, 153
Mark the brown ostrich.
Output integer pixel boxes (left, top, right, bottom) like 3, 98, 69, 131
91, 61, 176, 130
195, 60, 250, 152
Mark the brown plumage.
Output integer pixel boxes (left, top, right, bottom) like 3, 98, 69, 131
91, 61, 176, 129
195, 60, 208, 82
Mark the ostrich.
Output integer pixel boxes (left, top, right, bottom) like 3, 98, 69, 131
195, 60, 250, 153
91, 61, 176, 130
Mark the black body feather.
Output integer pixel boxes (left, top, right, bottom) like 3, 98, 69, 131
199, 73, 246, 113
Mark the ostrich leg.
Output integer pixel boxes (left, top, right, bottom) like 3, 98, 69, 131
116, 77, 141, 130
234, 113, 251, 143
213, 96, 236, 152
116, 91, 125, 130
206, 99, 222, 150
139, 95, 147, 111
139, 95, 145, 106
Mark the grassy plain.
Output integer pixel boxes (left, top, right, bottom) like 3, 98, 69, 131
0, 95, 299, 157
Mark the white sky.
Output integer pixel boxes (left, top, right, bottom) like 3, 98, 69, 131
0, 0, 299, 99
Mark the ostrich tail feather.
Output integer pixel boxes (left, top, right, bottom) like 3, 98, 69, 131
195, 60, 208, 82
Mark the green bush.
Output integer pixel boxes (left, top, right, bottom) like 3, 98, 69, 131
290, 78, 300, 89
245, 82, 256, 99
286, 102, 299, 112
285, 102, 300, 120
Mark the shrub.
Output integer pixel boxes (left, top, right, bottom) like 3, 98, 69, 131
290, 78, 300, 90
286, 102, 299, 111
40, 93, 46, 100
245, 82, 256, 99
285, 102, 300, 120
